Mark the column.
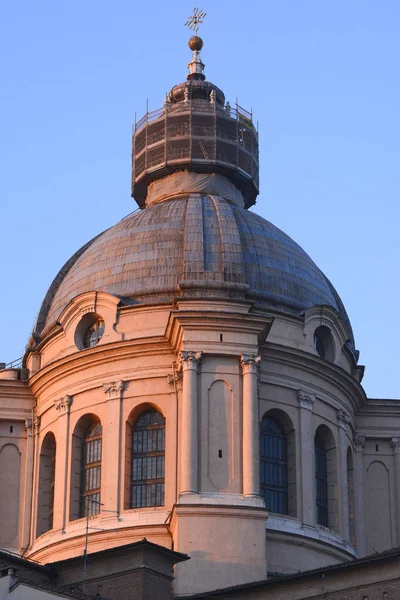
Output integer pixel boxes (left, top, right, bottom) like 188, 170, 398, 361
391, 438, 400, 546
297, 389, 315, 525
179, 351, 202, 495
103, 381, 124, 516
241, 354, 261, 497
54, 395, 73, 532
337, 409, 351, 541
353, 434, 366, 555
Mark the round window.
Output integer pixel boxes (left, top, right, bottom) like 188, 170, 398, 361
83, 318, 105, 348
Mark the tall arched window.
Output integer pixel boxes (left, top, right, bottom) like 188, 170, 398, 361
81, 421, 102, 517
131, 410, 165, 508
260, 416, 288, 514
37, 432, 56, 537
315, 433, 328, 526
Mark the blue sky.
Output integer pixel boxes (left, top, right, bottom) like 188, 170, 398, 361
0, 1, 399, 398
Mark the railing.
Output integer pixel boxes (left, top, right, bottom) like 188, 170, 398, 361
0, 357, 23, 370
134, 100, 257, 136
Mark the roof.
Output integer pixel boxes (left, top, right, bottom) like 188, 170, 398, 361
180, 547, 400, 598
32, 195, 354, 346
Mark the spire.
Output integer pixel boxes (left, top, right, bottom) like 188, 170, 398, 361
185, 8, 206, 81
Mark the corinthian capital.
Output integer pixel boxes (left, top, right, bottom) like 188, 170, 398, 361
353, 434, 366, 452
297, 389, 315, 411
337, 409, 351, 430
54, 395, 73, 413
179, 351, 202, 372
240, 354, 261, 375
103, 380, 124, 399
24, 419, 33, 436
392, 438, 400, 454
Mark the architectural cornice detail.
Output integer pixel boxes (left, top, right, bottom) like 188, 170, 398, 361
297, 389, 315, 411
103, 381, 124, 399
337, 409, 351, 430
353, 434, 366, 452
54, 395, 73, 413
240, 354, 261, 375
179, 351, 203, 372
391, 438, 400, 454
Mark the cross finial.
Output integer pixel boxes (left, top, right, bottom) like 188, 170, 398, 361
185, 7, 206, 36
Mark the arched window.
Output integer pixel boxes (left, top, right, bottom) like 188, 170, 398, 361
81, 421, 102, 517
260, 416, 288, 514
315, 433, 328, 526
37, 432, 56, 537
131, 410, 165, 508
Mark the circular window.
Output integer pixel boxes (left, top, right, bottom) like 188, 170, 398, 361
83, 318, 105, 348
75, 314, 105, 350
313, 326, 334, 362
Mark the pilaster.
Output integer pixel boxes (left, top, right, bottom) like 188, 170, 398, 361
337, 409, 351, 541
21, 418, 34, 549
297, 389, 315, 525
103, 381, 125, 516
178, 351, 202, 496
54, 395, 73, 532
353, 434, 366, 555
391, 437, 400, 546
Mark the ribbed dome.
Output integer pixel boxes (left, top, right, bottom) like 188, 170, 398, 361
34, 194, 353, 343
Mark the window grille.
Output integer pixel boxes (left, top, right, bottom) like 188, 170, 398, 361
131, 410, 165, 508
315, 434, 328, 526
81, 421, 102, 517
260, 417, 288, 514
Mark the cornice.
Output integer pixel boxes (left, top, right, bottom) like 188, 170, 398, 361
29, 337, 173, 397
261, 343, 366, 413
166, 308, 273, 354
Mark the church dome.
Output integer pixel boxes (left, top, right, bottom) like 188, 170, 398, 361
34, 191, 353, 342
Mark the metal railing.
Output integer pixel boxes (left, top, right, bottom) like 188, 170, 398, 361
0, 357, 23, 370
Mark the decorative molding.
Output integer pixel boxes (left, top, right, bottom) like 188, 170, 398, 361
33, 416, 41, 435
54, 395, 73, 413
337, 409, 351, 430
353, 434, 366, 453
24, 419, 33, 436
103, 380, 124, 399
178, 351, 203, 372
391, 438, 400, 455
297, 389, 315, 411
167, 371, 183, 390
240, 354, 261, 375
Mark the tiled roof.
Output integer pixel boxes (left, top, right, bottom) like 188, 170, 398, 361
34, 195, 353, 343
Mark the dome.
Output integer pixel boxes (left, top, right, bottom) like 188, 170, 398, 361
34, 193, 353, 343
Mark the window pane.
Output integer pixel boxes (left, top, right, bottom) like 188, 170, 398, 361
131, 410, 165, 508
260, 416, 288, 515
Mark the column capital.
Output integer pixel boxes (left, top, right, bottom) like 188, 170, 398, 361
240, 354, 261, 375
297, 389, 315, 411
33, 416, 41, 435
353, 434, 366, 453
337, 409, 351, 430
391, 438, 400, 454
103, 380, 125, 399
54, 395, 73, 413
24, 419, 33, 436
179, 351, 202, 372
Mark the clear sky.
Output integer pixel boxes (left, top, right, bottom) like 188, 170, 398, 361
0, 1, 399, 398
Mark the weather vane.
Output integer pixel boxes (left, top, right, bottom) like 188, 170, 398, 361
185, 7, 206, 36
